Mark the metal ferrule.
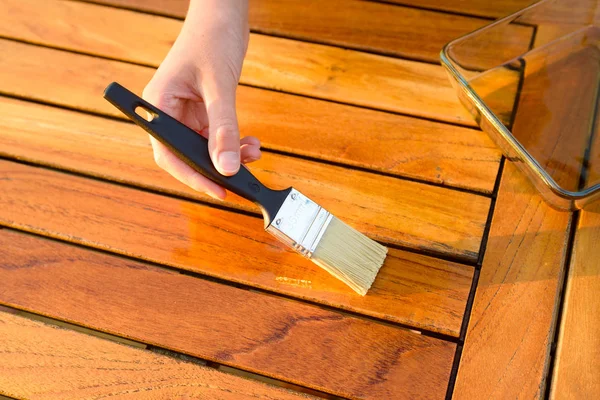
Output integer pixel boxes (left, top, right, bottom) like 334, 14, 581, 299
266, 189, 332, 258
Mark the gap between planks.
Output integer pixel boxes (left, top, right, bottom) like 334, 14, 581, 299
0, 222, 462, 343
0, 310, 322, 400
70, 0, 514, 64
0, 92, 492, 199
0, 304, 342, 400
444, 156, 507, 399
0, 35, 500, 195
0, 90, 491, 261
0, 0, 477, 125
0, 228, 456, 399
0, 184, 471, 342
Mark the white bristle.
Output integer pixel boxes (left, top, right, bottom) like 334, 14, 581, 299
311, 217, 388, 296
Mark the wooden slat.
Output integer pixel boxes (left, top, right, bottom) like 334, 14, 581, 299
0, 41, 501, 193
85, 0, 529, 63
550, 116, 600, 397
384, 0, 536, 19
0, 229, 456, 399
1, 0, 474, 125
0, 311, 314, 400
550, 203, 600, 399
0, 161, 473, 337
453, 162, 571, 399
456, 33, 593, 395
0, 74, 492, 261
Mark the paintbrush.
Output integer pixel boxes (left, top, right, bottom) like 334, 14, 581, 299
104, 82, 387, 295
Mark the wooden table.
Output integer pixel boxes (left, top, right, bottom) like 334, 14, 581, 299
0, 0, 597, 399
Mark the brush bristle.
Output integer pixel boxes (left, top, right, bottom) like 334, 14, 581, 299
311, 217, 388, 296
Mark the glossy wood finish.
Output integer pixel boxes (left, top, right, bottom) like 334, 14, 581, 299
0, 96, 491, 261
9, 1, 590, 398
0, 43, 500, 192
0, 160, 473, 336
0, 1, 474, 125
453, 162, 571, 399
0, 311, 315, 400
82, 0, 529, 63
0, 229, 456, 399
550, 203, 600, 399
385, 0, 536, 19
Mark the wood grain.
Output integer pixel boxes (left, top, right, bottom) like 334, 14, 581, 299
0, 42, 500, 193
0, 97, 490, 260
0, 311, 315, 400
550, 202, 600, 395
0, 229, 456, 399
0, 1, 474, 124
0, 161, 473, 336
384, 0, 536, 19
83, 0, 530, 63
453, 162, 572, 399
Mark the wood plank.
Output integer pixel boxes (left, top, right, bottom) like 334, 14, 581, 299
453, 162, 572, 399
0, 1, 474, 125
0, 229, 456, 399
0, 161, 473, 337
384, 0, 536, 19
0, 311, 315, 400
550, 203, 600, 399
0, 41, 501, 193
0, 98, 491, 261
85, 0, 530, 63
550, 116, 600, 397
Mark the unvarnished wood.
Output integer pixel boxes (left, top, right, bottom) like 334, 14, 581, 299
550, 207, 600, 399
0, 230, 456, 399
86, 0, 529, 63
0, 2, 474, 125
385, 0, 536, 19
0, 41, 500, 192
0, 99, 491, 260
0, 161, 473, 337
453, 162, 571, 399
0, 311, 314, 400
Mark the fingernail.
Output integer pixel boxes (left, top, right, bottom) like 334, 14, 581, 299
218, 151, 240, 174
242, 156, 259, 164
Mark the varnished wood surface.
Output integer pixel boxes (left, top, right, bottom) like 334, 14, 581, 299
0, 229, 455, 399
82, 0, 536, 20
0, 2, 474, 125
5, 0, 584, 398
0, 311, 315, 400
385, 0, 535, 18
81, 0, 529, 63
453, 162, 571, 399
0, 160, 473, 336
0, 42, 500, 192
0, 95, 491, 260
550, 203, 600, 399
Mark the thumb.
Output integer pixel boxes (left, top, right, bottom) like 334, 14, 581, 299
203, 80, 241, 176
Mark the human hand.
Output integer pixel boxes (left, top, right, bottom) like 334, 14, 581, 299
143, 0, 258, 200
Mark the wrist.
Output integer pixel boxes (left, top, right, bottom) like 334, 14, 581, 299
185, 0, 248, 32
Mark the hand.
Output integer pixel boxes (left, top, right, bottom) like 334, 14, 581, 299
143, 0, 258, 200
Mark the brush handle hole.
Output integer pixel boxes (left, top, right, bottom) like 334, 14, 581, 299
134, 105, 158, 122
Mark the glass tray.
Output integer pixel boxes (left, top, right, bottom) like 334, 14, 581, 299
441, 0, 600, 210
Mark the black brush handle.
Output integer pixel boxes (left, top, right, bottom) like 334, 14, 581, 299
103, 82, 290, 226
